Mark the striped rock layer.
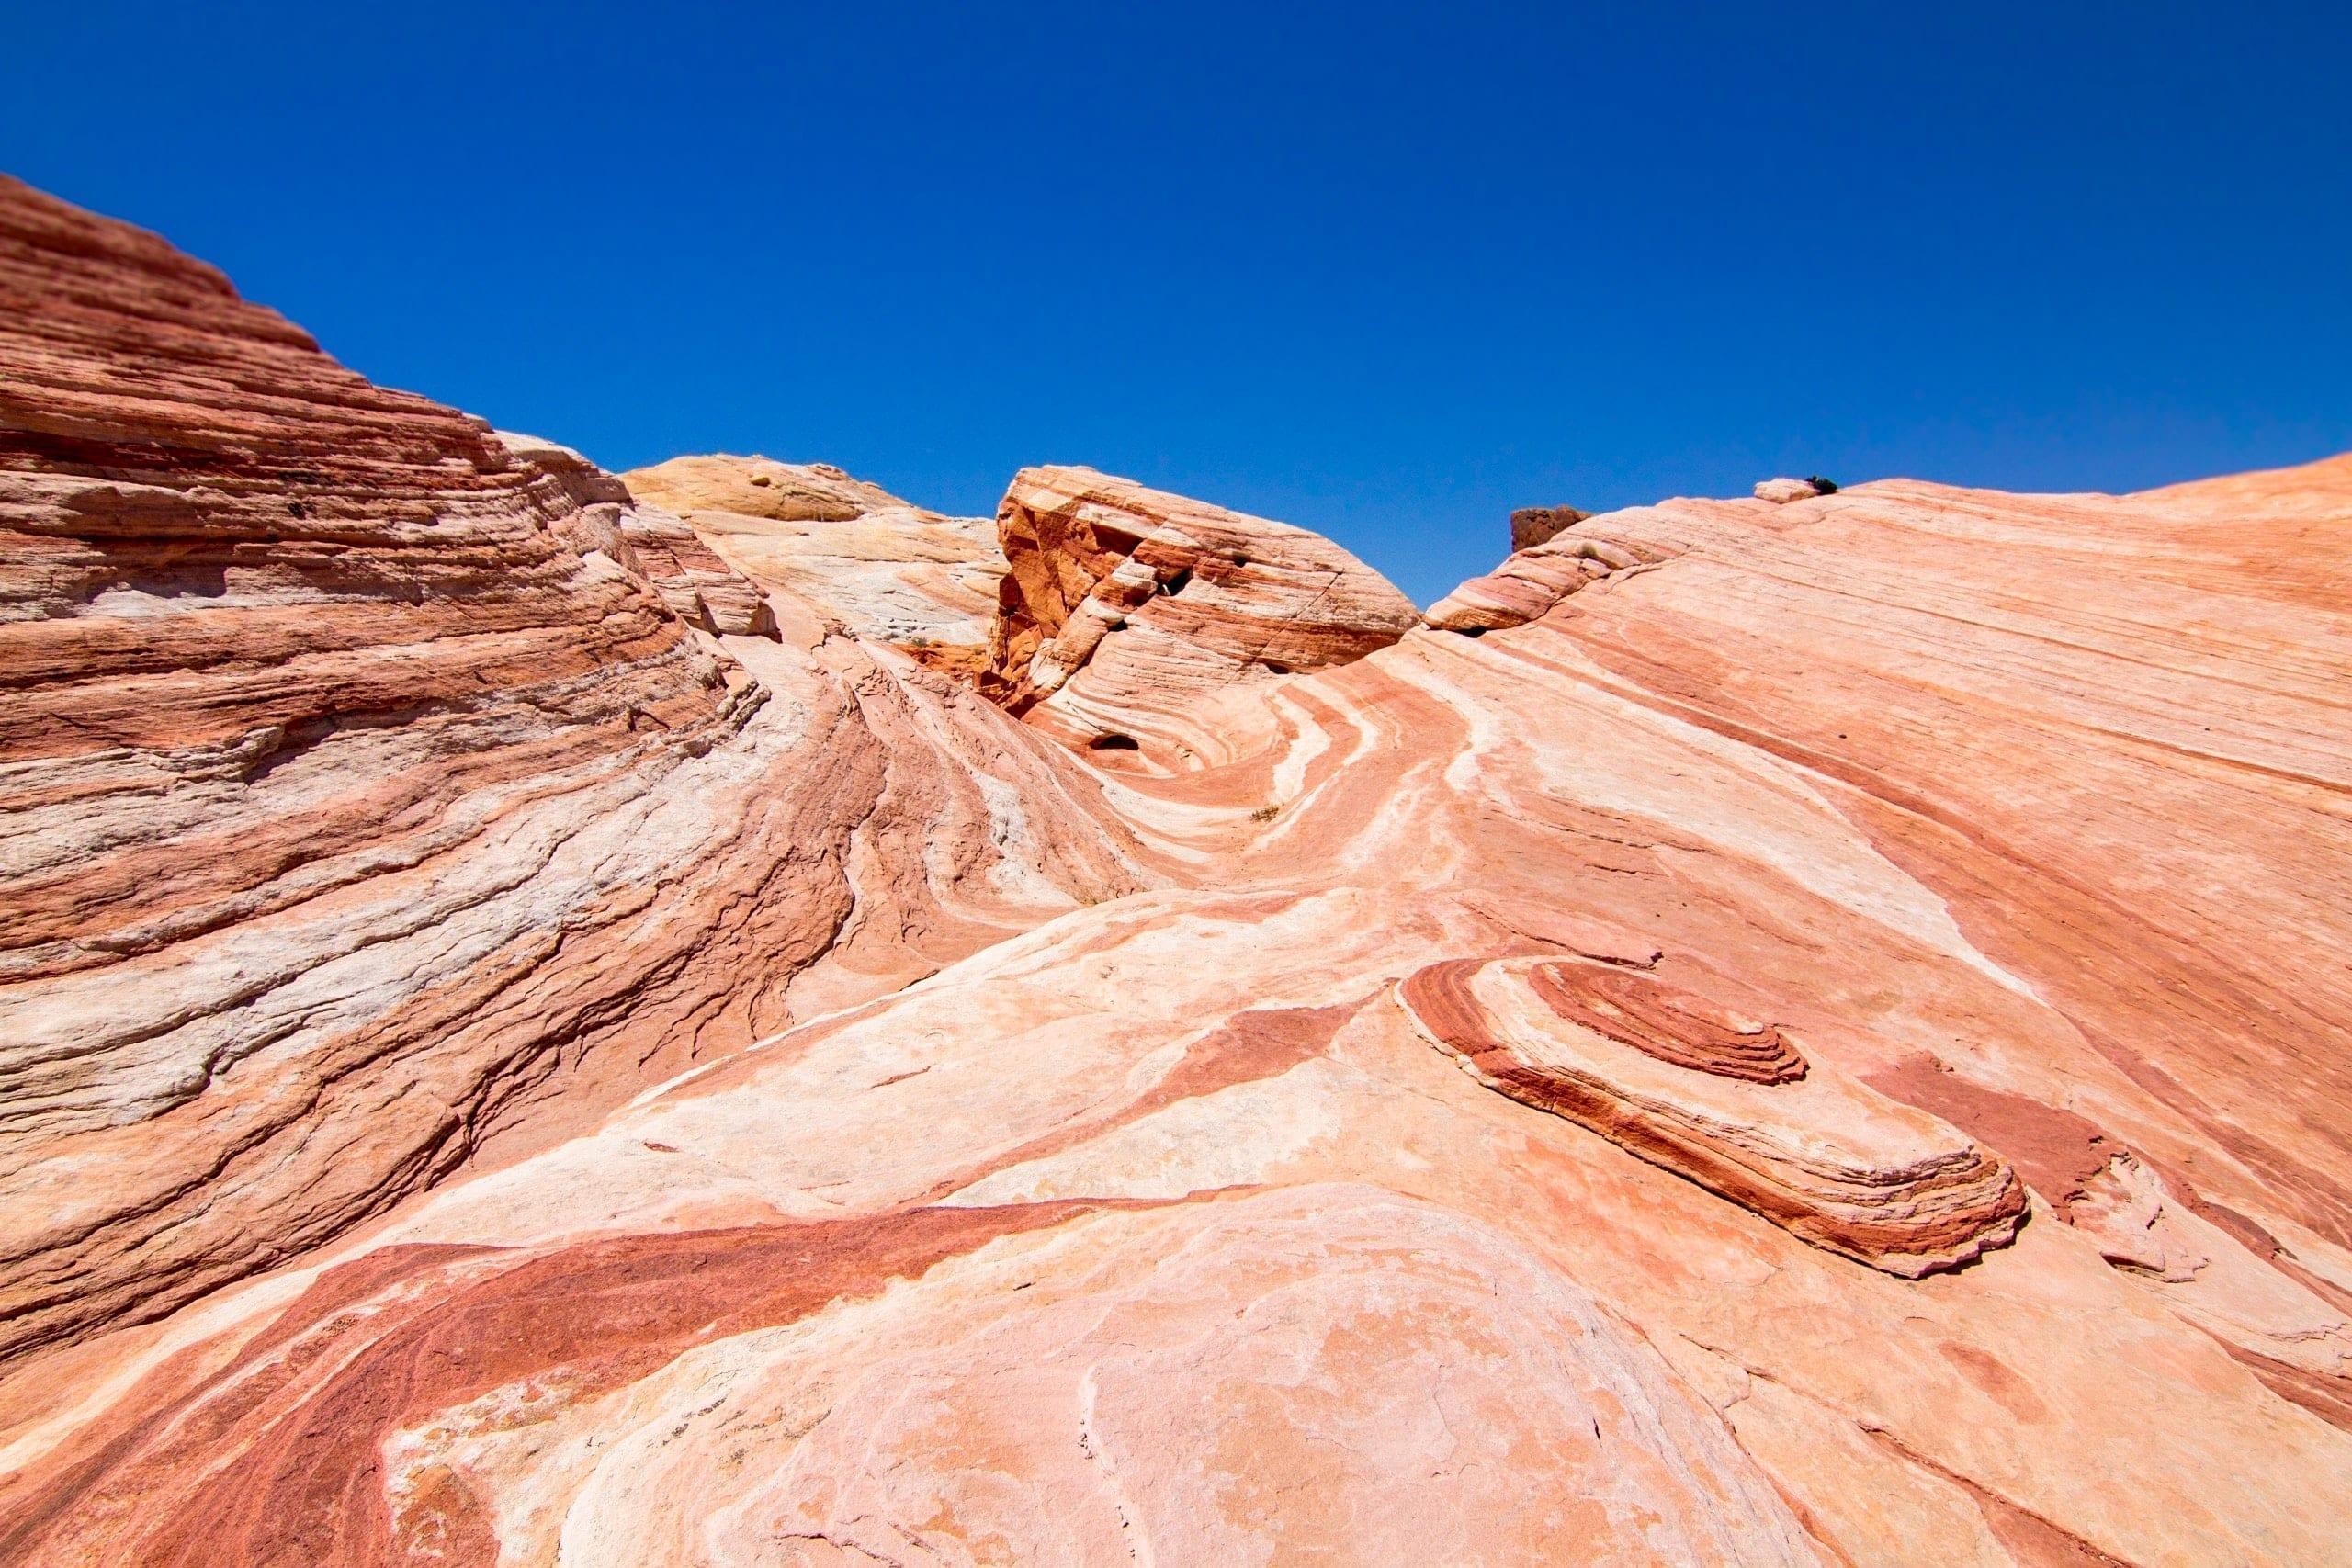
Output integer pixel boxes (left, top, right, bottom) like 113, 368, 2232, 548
1528, 958, 1805, 1084
0, 175, 1142, 1364
5, 174, 2352, 1566
980, 464, 1421, 759
1397, 957, 2026, 1275
498, 434, 775, 638
619, 454, 1004, 666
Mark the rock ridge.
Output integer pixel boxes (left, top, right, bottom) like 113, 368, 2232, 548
1398, 957, 2028, 1275
0, 175, 1146, 1361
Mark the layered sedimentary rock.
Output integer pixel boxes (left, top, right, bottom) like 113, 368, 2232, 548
498, 433, 775, 636
0, 175, 1140, 1363
621, 453, 1003, 661
6, 174, 2352, 1568
1422, 528, 1647, 632
1528, 957, 1804, 1083
1397, 957, 2026, 1274
979, 464, 1420, 756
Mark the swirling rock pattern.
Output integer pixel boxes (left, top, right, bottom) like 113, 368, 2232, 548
0, 175, 1139, 1363
6, 173, 2352, 1566
1529, 958, 1806, 1084
1398, 957, 2024, 1274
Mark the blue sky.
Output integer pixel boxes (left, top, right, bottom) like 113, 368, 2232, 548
7, 2, 2347, 604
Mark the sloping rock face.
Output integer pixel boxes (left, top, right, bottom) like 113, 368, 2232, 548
6, 175, 2352, 1568
621, 454, 1003, 662
0, 176, 1142, 1365
979, 464, 1421, 758
1424, 527, 1651, 631
503, 434, 775, 637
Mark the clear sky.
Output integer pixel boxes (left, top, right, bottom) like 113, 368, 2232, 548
7, 2, 2347, 604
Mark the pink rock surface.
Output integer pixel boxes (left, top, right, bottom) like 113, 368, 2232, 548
621, 454, 1005, 663
980, 464, 1422, 760
1423, 528, 1645, 632
499, 433, 776, 637
1397, 956, 2027, 1275
0, 176, 1140, 1363
6, 175, 2352, 1566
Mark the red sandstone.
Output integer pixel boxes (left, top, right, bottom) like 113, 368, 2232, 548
3, 174, 2351, 1565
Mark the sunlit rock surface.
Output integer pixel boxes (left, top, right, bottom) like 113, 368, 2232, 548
1422, 526, 1645, 633
0, 175, 1141, 1365
979, 464, 1422, 761
621, 453, 1004, 666
1396, 956, 2027, 1276
6, 174, 2352, 1566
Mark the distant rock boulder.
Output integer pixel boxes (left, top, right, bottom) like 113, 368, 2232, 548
1509, 503, 1588, 552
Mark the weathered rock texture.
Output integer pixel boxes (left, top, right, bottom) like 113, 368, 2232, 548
0, 175, 1141, 1364
1398, 957, 2027, 1275
501, 433, 775, 637
621, 453, 1003, 662
980, 464, 1421, 758
1510, 502, 1588, 552
1423, 528, 1648, 632
6, 175, 2352, 1567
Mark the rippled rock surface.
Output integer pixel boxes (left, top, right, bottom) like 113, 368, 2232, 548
6, 174, 2352, 1566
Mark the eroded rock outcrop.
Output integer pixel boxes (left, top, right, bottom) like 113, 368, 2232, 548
1510, 502, 1588, 551
622, 453, 1003, 662
1398, 957, 2026, 1275
979, 464, 1420, 756
6, 174, 2352, 1568
501, 433, 775, 636
1422, 528, 1649, 632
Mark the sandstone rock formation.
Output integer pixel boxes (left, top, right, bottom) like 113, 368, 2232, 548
621, 453, 1003, 663
0, 175, 1141, 1364
1397, 957, 2027, 1275
1510, 502, 1588, 551
1754, 476, 1823, 502
979, 465, 1422, 758
1423, 526, 1650, 632
501, 433, 775, 637
6, 174, 2352, 1567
